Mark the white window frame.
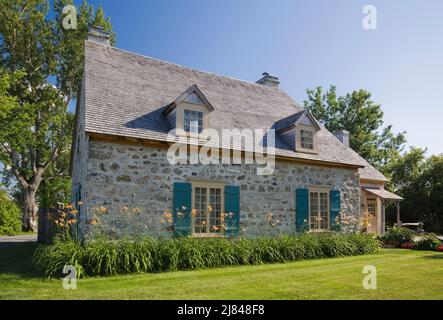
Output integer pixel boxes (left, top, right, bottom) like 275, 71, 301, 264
296, 124, 318, 154
184, 109, 204, 134
300, 129, 314, 149
366, 197, 377, 217
176, 102, 210, 138
191, 181, 225, 238
309, 187, 330, 232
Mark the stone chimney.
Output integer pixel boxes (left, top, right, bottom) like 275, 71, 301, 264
333, 130, 350, 147
88, 26, 111, 46
256, 72, 280, 88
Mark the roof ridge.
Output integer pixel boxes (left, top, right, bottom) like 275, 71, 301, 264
85, 40, 285, 91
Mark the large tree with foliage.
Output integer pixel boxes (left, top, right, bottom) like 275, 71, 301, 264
0, 0, 115, 231
387, 148, 443, 232
304, 86, 407, 172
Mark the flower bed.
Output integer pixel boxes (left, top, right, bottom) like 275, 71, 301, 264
401, 242, 415, 249
414, 234, 441, 251
381, 227, 442, 252
33, 233, 380, 278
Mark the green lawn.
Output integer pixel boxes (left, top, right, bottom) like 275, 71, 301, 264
0, 242, 442, 300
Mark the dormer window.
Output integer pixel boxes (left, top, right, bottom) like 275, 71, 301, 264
296, 125, 318, 153
274, 110, 320, 154
184, 109, 203, 133
300, 129, 314, 149
163, 84, 215, 136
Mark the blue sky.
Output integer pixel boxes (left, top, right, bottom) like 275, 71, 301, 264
80, 0, 442, 155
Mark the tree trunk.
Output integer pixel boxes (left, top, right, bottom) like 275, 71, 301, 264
23, 187, 38, 232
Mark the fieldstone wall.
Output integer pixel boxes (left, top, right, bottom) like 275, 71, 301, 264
81, 140, 361, 238
71, 79, 88, 237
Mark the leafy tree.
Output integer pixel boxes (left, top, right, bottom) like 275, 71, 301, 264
425, 155, 443, 232
0, 188, 22, 235
0, 0, 115, 231
38, 112, 75, 209
53, 0, 116, 99
386, 149, 443, 233
304, 86, 407, 172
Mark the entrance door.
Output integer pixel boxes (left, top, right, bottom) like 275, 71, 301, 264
366, 197, 378, 233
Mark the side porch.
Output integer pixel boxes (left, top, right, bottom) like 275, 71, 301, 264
360, 186, 403, 235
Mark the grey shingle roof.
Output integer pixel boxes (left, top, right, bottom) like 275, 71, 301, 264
83, 40, 387, 182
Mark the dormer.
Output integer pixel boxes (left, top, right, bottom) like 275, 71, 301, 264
163, 84, 214, 136
274, 110, 320, 154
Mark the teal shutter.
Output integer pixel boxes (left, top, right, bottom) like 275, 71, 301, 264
330, 190, 341, 231
224, 185, 240, 238
296, 188, 309, 233
172, 182, 192, 237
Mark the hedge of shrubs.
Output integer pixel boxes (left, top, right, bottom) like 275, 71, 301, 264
34, 233, 380, 278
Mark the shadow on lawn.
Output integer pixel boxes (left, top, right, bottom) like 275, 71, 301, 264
420, 253, 443, 260
0, 242, 44, 278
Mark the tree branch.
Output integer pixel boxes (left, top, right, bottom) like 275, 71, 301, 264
1, 142, 30, 189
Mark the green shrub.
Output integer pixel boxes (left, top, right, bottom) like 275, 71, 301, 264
33, 233, 380, 278
379, 227, 414, 246
0, 190, 22, 235
414, 234, 440, 251
33, 234, 86, 278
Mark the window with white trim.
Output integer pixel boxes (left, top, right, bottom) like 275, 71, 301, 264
184, 109, 203, 134
301, 130, 314, 149
309, 190, 329, 231
193, 183, 223, 235
367, 197, 377, 217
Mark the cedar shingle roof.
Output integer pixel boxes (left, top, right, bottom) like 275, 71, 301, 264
273, 110, 320, 132
83, 40, 387, 182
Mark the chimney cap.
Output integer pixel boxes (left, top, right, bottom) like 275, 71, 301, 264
256, 72, 280, 88
333, 130, 350, 147
88, 26, 111, 46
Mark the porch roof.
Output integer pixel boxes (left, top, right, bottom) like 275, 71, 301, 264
363, 188, 403, 201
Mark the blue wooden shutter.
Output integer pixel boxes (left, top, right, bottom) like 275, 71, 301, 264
330, 190, 341, 231
296, 188, 309, 233
172, 182, 192, 237
224, 185, 240, 238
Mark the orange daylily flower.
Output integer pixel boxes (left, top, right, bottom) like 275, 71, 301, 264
99, 206, 108, 214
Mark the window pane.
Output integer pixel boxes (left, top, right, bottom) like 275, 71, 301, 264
309, 191, 329, 230
301, 130, 314, 149
209, 187, 222, 233
367, 198, 376, 216
309, 192, 319, 230
184, 109, 204, 133
320, 192, 329, 230
194, 187, 207, 233
193, 186, 223, 234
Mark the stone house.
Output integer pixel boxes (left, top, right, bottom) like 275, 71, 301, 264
71, 29, 402, 239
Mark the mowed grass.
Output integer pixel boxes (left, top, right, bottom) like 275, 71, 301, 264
0, 242, 442, 300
